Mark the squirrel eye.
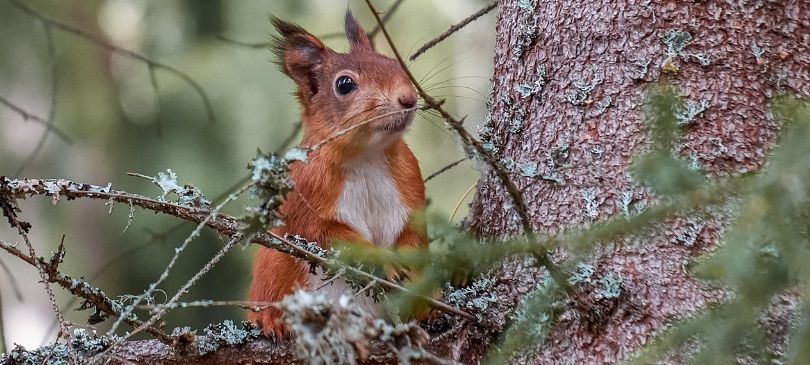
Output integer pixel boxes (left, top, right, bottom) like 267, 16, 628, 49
335, 76, 356, 95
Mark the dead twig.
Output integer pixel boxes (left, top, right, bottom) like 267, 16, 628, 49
424, 158, 467, 183
217, 0, 405, 50
136, 299, 276, 313
0, 238, 169, 342
9, 0, 216, 125
409, 2, 497, 61
96, 234, 244, 364
0, 177, 477, 322
363, 0, 571, 291
0, 95, 71, 143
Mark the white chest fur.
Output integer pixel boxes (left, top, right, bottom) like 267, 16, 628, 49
334, 153, 409, 247
306, 153, 409, 315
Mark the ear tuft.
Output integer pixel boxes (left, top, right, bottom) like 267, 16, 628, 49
270, 16, 327, 100
344, 10, 372, 52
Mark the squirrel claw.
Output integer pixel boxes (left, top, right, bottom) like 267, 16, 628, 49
384, 264, 412, 284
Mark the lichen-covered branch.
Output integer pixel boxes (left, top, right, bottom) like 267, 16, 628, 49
0, 238, 169, 341
0, 177, 473, 321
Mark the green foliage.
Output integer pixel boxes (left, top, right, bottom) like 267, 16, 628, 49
339, 87, 810, 363
626, 93, 810, 363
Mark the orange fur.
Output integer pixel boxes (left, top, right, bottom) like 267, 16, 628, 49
247, 12, 425, 335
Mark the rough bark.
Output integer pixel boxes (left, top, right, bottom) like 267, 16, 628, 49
464, 0, 809, 364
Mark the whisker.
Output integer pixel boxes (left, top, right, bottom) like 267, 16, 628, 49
424, 85, 489, 100
416, 54, 466, 85
419, 55, 475, 86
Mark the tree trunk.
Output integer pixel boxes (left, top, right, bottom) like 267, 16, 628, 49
461, 0, 809, 363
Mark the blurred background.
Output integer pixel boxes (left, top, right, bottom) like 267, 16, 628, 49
0, 0, 495, 348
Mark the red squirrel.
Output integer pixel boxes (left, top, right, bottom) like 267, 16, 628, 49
247, 11, 426, 335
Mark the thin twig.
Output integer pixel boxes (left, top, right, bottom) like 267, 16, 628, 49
0, 96, 71, 143
107, 184, 250, 334
0, 201, 72, 360
409, 2, 497, 61
424, 158, 467, 183
217, 0, 405, 50
97, 235, 244, 363
264, 232, 476, 321
368, 0, 406, 40
0, 177, 476, 321
135, 299, 276, 312
215, 35, 272, 49
363, 0, 570, 291
449, 182, 477, 222
0, 238, 169, 342
10, 0, 216, 125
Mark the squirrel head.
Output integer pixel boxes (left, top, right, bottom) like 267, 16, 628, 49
271, 11, 418, 152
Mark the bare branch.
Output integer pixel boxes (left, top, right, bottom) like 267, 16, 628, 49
424, 158, 467, 183
108, 184, 250, 334
0, 177, 476, 321
0, 95, 71, 143
137, 300, 277, 313
215, 35, 272, 49
409, 2, 497, 61
367, 0, 406, 40
362, 0, 571, 292
217, 0, 405, 50
97, 235, 244, 363
0, 238, 169, 342
9, 0, 216, 125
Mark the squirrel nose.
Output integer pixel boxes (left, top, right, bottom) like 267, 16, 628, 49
398, 93, 417, 109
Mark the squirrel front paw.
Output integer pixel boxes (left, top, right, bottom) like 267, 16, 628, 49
384, 263, 413, 284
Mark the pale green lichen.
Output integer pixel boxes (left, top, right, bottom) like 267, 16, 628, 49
501, 157, 515, 170
515, 64, 547, 99
675, 217, 703, 247
594, 272, 622, 300
661, 29, 692, 57
593, 95, 612, 116
444, 277, 499, 320
660, 29, 709, 69
616, 191, 634, 217
519, 161, 539, 178
751, 42, 765, 59
582, 188, 600, 219
149, 169, 211, 208
674, 99, 710, 125
568, 262, 595, 285
567, 65, 603, 106
632, 58, 651, 79
284, 147, 309, 162
509, 111, 525, 133
194, 320, 262, 355
511, 6, 539, 60
0, 328, 119, 364
241, 151, 294, 236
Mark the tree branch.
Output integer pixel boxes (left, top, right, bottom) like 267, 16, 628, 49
362, 0, 571, 293
9, 0, 216, 125
0, 177, 475, 321
409, 2, 497, 61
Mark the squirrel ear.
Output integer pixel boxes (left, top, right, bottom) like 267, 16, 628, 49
345, 10, 372, 52
271, 17, 326, 99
